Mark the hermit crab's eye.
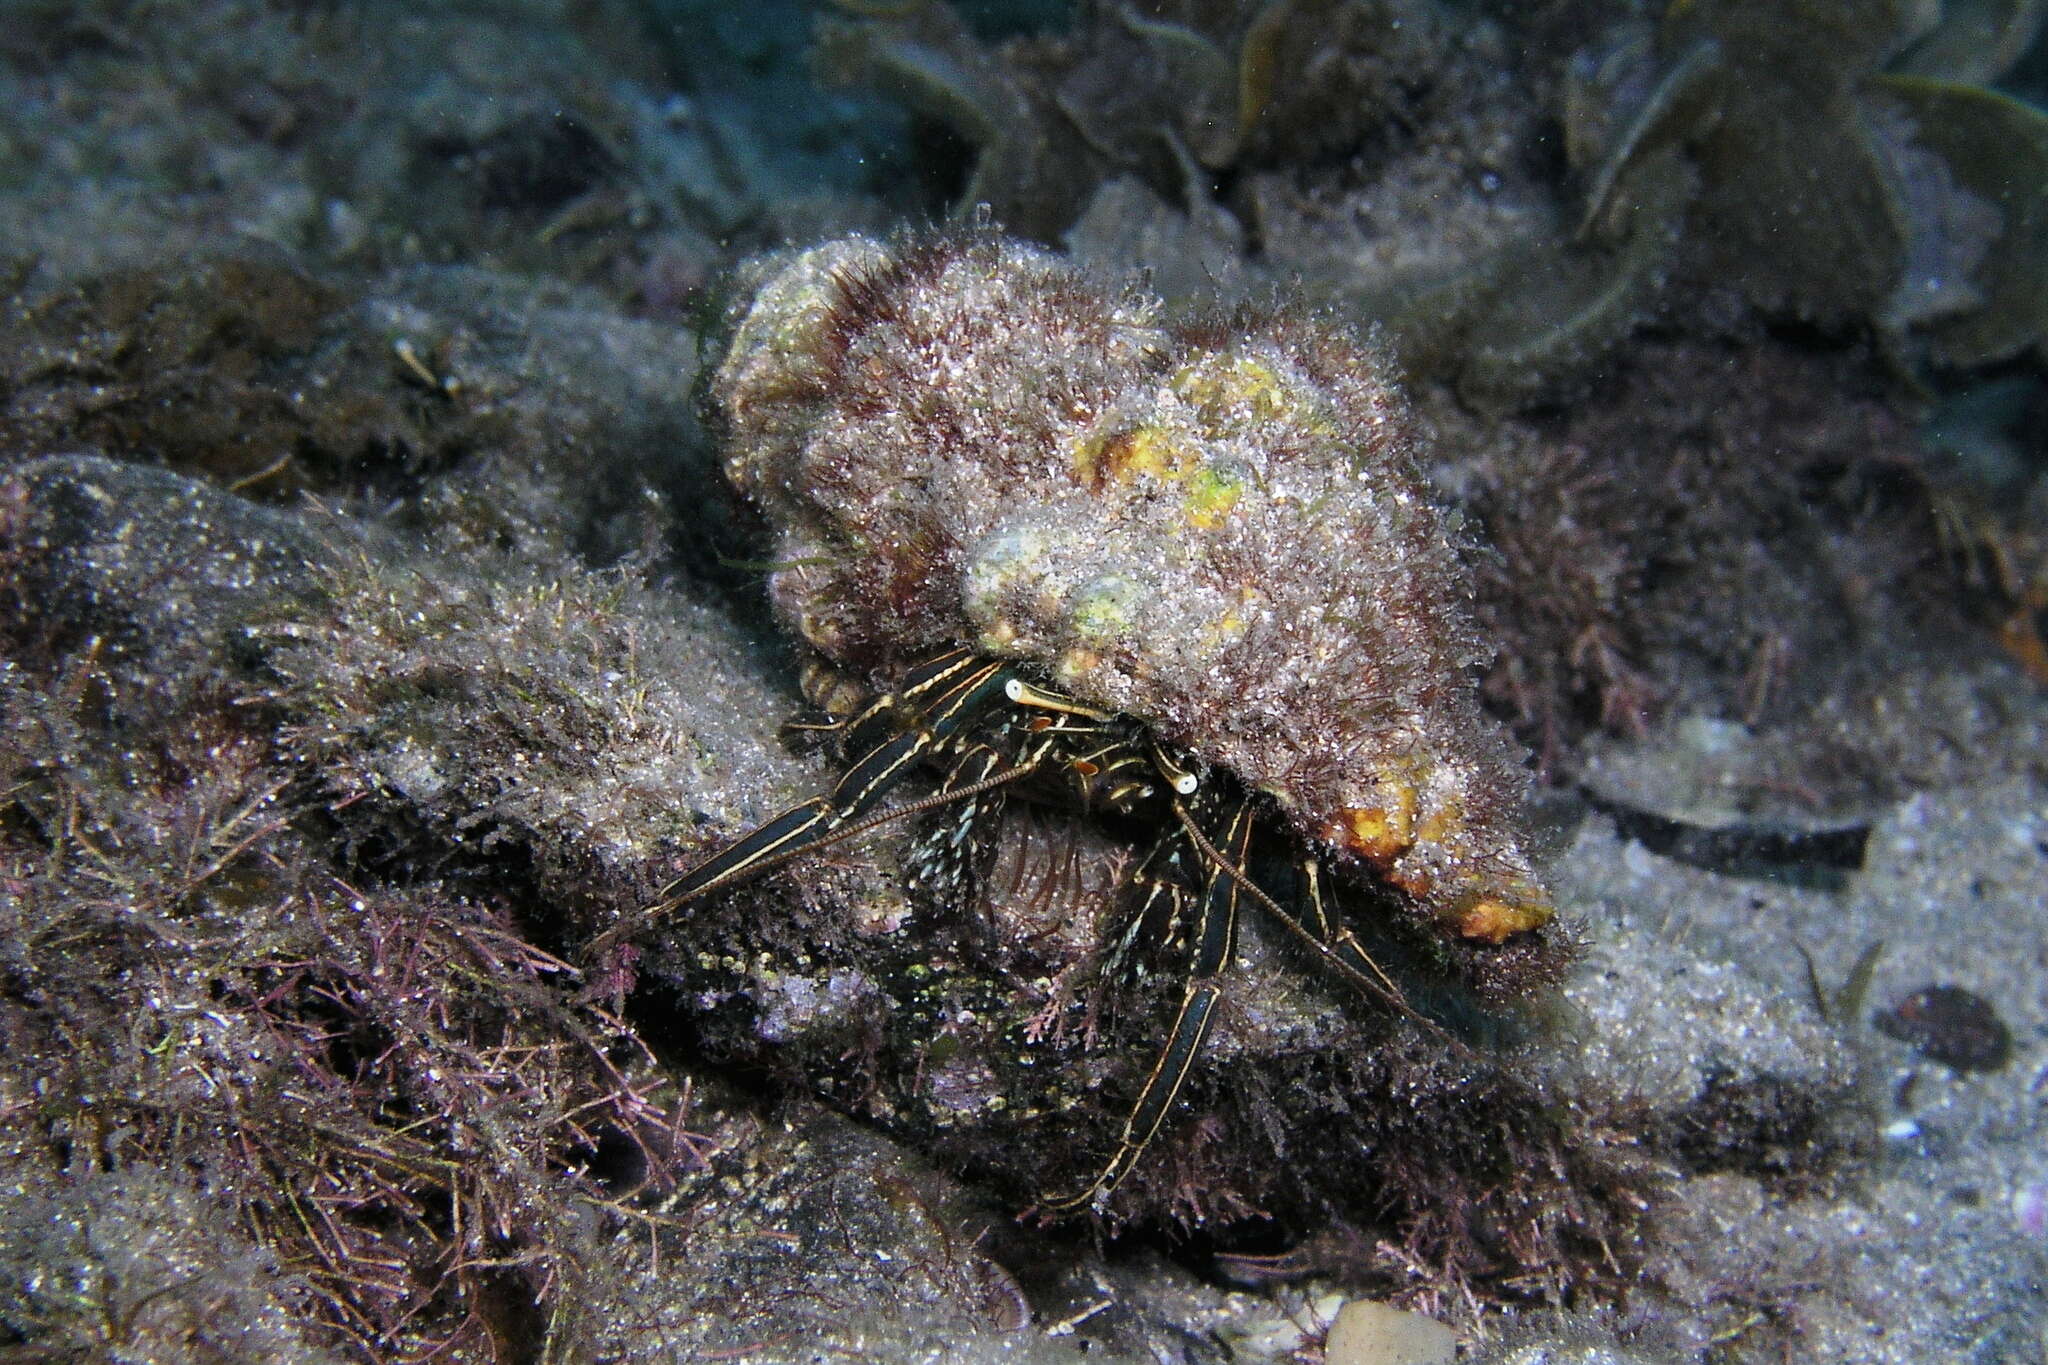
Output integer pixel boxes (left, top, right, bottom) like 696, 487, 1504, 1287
1151, 743, 1199, 796
1003, 674, 1114, 721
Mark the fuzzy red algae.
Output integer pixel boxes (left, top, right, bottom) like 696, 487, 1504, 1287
711, 231, 1549, 945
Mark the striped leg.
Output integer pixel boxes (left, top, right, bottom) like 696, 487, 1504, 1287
589, 654, 1018, 956
1040, 795, 1253, 1213
678, 654, 1017, 891
1174, 820, 1444, 1043
904, 741, 1014, 914
1292, 856, 1411, 1014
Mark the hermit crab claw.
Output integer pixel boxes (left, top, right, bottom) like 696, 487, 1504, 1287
669, 228, 1569, 1211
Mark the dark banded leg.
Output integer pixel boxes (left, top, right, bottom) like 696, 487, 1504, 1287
1175, 816, 1448, 1045
838, 650, 1011, 755
653, 720, 933, 907
904, 740, 1014, 913
589, 654, 1017, 957
906, 708, 1133, 922
1293, 855, 1411, 1014
688, 655, 1016, 887
1041, 795, 1252, 1213
1100, 826, 1198, 984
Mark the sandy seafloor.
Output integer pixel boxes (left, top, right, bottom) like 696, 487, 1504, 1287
1546, 759, 2048, 1363
0, 2, 2044, 1362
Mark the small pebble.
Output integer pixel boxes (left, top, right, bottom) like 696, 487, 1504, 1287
1872, 984, 2011, 1072
2014, 1181, 2048, 1239
1323, 1300, 1456, 1365
1882, 1117, 1922, 1143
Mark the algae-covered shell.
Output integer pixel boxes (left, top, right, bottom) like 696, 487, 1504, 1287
710, 231, 1549, 946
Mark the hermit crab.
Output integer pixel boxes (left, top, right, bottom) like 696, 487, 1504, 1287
612, 230, 1568, 1217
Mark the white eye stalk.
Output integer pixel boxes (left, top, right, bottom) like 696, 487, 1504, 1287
1003, 675, 1113, 721
1151, 743, 1200, 796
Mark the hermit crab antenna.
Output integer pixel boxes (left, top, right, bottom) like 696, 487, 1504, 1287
1169, 800, 1462, 1051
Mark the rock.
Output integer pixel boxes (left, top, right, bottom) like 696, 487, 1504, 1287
1324, 1300, 1457, 1365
